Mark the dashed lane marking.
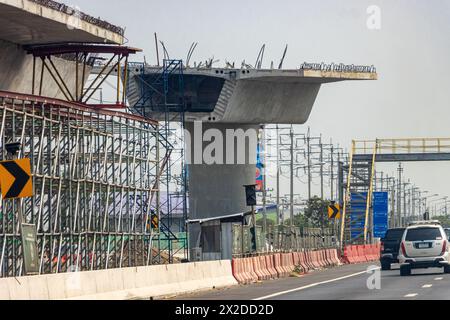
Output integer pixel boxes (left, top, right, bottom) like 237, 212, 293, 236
422, 284, 433, 288
434, 277, 443, 281
404, 293, 418, 298
253, 267, 381, 301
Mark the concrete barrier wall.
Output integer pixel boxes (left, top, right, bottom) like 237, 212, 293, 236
0, 260, 238, 300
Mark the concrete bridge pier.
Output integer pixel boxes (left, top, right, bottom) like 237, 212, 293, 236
186, 122, 259, 261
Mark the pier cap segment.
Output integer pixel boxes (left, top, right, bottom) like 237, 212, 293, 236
129, 64, 377, 125
0, 0, 124, 45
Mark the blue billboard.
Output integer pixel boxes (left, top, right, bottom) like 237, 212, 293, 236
256, 144, 264, 192
373, 192, 389, 239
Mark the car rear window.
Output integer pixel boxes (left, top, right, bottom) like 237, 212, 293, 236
405, 228, 442, 241
385, 229, 405, 240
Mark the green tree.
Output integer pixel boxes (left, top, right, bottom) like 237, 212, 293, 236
435, 216, 450, 228
303, 196, 332, 228
284, 196, 332, 228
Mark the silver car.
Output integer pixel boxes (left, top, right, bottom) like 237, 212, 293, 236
398, 222, 450, 276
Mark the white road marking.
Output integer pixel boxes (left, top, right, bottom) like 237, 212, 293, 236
422, 284, 433, 288
253, 267, 381, 301
404, 293, 418, 298
435, 277, 443, 281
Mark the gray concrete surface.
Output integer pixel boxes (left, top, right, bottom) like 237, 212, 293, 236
0, 0, 124, 45
0, 39, 90, 99
173, 263, 450, 300
127, 67, 377, 124
0, 0, 123, 98
186, 122, 259, 260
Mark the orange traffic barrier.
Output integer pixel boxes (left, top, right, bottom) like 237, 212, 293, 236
326, 250, 332, 266
232, 258, 255, 284
292, 252, 303, 274
311, 251, 321, 269
273, 253, 288, 278
359, 246, 368, 262
244, 257, 259, 283
366, 245, 376, 261
232, 258, 245, 284
284, 253, 295, 274
265, 255, 278, 279
257, 256, 271, 280
298, 252, 309, 272
303, 252, 312, 269
341, 246, 350, 264
331, 249, 341, 266
251, 257, 266, 281
324, 249, 333, 267
282, 253, 295, 275
320, 250, 327, 268
317, 250, 325, 268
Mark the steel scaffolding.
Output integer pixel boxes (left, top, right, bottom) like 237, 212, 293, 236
128, 59, 189, 263
0, 91, 169, 278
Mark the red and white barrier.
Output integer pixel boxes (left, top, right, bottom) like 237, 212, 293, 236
341, 244, 382, 265
265, 255, 278, 279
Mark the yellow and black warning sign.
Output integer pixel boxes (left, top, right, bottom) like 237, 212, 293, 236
0, 158, 33, 199
328, 203, 341, 219
151, 213, 159, 230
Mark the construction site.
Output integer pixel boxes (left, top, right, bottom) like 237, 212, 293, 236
2, 0, 450, 304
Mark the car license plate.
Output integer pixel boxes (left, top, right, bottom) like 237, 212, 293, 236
418, 243, 429, 249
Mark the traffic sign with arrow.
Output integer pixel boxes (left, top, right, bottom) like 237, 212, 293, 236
328, 203, 341, 219
0, 158, 33, 199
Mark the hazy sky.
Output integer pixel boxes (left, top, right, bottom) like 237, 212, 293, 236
63, 0, 450, 204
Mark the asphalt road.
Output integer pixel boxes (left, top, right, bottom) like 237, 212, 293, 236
173, 263, 450, 300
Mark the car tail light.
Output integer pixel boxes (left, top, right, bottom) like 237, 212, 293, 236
401, 242, 408, 257
441, 241, 447, 256
380, 242, 384, 252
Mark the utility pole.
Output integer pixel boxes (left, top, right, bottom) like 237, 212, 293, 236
330, 141, 334, 201
397, 163, 403, 227
290, 126, 294, 226
307, 127, 311, 200
276, 125, 280, 225
403, 182, 409, 225
319, 136, 324, 200
391, 178, 396, 228
261, 126, 267, 233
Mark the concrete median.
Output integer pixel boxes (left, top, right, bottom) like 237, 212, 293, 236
0, 260, 238, 300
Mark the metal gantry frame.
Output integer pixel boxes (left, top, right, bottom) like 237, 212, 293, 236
340, 138, 450, 247
0, 90, 170, 277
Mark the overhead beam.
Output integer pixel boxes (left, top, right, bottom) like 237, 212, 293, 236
353, 153, 450, 162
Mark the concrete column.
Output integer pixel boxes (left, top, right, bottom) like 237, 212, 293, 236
186, 122, 259, 260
